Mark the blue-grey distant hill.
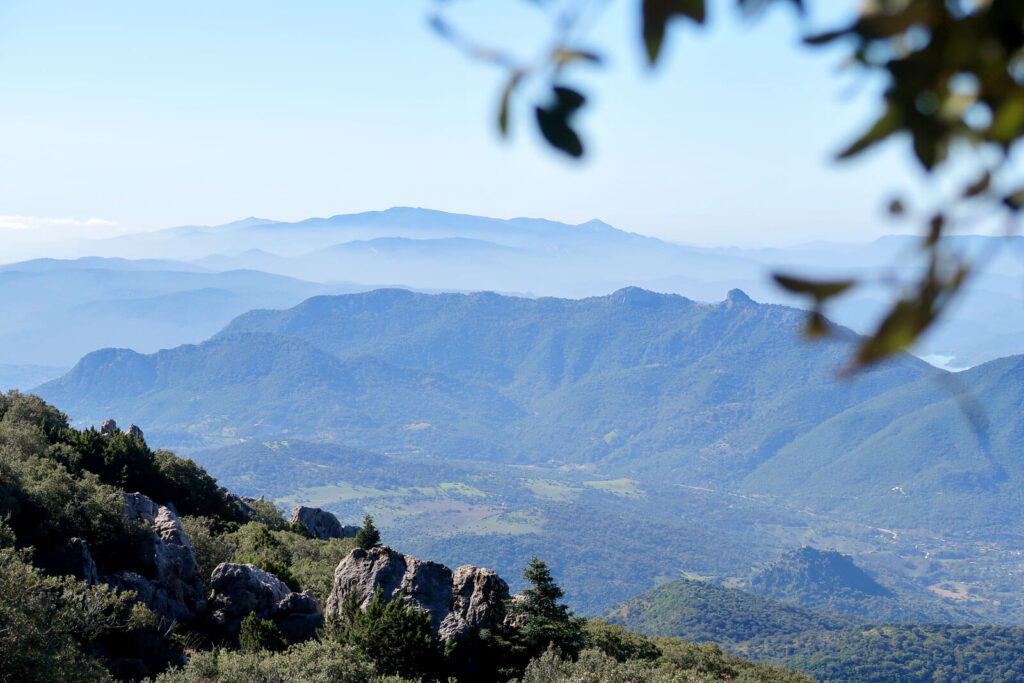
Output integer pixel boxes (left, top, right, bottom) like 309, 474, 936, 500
0, 257, 367, 369
67, 207, 1024, 366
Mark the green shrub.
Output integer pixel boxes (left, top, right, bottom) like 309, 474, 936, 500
0, 543, 159, 682
156, 640, 375, 682
180, 516, 235, 592
328, 586, 444, 680
585, 619, 662, 663
239, 613, 287, 653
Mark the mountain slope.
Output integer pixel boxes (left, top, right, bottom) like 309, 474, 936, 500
608, 578, 1024, 682
743, 354, 1024, 531
40, 288, 934, 479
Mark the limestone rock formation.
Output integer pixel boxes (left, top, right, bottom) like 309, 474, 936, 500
109, 492, 205, 624
440, 565, 510, 642
290, 506, 359, 540
220, 488, 255, 518
100, 418, 118, 436
126, 423, 144, 440
326, 546, 508, 643
206, 563, 323, 642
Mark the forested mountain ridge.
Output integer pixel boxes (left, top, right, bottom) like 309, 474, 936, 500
609, 577, 1024, 682
41, 287, 934, 478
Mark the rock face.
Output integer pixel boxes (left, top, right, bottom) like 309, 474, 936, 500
100, 418, 118, 436
126, 423, 144, 440
206, 563, 323, 642
290, 506, 359, 540
440, 565, 510, 642
220, 488, 255, 518
109, 492, 205, 624
326, 546, 508, 644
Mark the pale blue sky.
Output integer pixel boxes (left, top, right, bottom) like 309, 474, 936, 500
0, 0, 935, 245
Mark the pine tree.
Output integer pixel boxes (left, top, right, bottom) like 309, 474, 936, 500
354, 513, 381, 550
494, 556, 586, 679
330, 585, 443, 679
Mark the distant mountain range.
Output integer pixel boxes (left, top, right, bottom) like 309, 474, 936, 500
4, 207, 1020, 368
0, 257, 370, 372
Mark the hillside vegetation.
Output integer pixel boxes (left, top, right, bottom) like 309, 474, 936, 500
36, 288, 1024, 619
609, 578, 1024, 682
0, 391, 813, 682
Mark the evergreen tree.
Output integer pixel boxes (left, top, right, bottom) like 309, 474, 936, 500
330, 585, 444, 680
354, 513, 381, 550
488, 556, 586, 680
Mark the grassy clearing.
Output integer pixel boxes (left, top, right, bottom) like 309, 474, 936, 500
584, 478, 645, 498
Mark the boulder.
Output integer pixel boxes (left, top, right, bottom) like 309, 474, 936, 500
100, 419, 118, 436
110, 492, 205, 624
206, 563, 323, 642
290, 506, 359, 540
440, 565, 510, 643
326, 547, 508, 643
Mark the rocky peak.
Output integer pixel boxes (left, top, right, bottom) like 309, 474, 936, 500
326, 546, 508, 644
290, 506, 360, 540
109, 491, 204, 624
126, 423, 144, 440
726, 288, 753, 306
100, 418, 118, 436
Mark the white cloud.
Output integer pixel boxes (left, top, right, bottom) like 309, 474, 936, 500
0, 215, 118, 232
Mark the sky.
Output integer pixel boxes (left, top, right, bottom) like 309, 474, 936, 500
0, 0, 940, 247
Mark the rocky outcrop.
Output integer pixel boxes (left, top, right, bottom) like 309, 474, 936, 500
206, 563, 323, 642
440, 565, 509, 642
109, 492, 205, 624
100, 418, 119, 436
326, 547, 508, 644
126, 423, 144, 440
220, 488, 255, 518
290, 506, 359, 540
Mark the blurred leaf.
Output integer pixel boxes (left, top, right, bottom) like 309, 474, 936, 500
989, 93, 1024, 144
961, 171, 991, 199
926, 213, 944, 246
805, 310, 829, 338
773, 274, 855, 301
804, 28, 848, 45
498, 73, 523, 137
856, 299, 923, 365
535, 86, 586, 157
837, 105, 901, 159
552, 48, 603, 68
1004, 187, 1024, 211
642, 0, 705, 66
855, 262, 970, 366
